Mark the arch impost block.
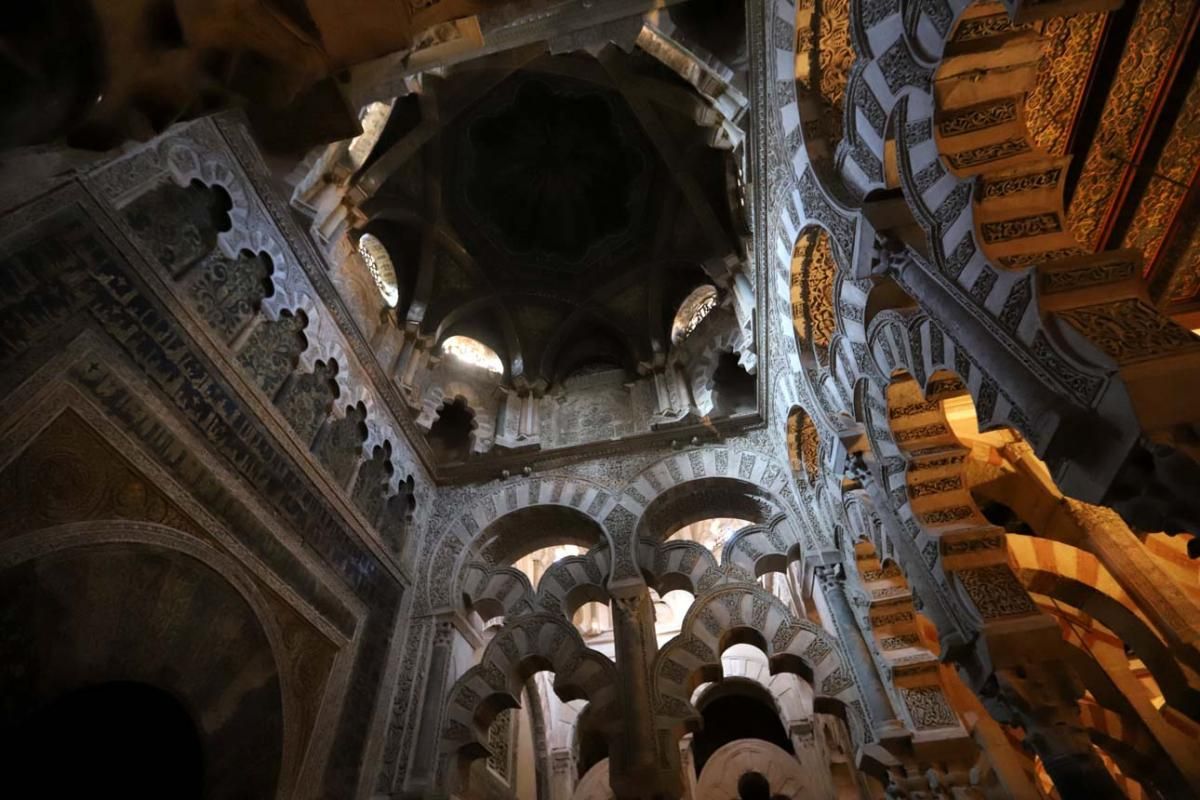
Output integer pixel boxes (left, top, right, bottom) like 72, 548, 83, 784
976, 612, 1063, 670
606, 575, 649, 594
1037, 249, 1146, 312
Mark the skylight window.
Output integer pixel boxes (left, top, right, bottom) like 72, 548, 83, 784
442, 335, 504, 374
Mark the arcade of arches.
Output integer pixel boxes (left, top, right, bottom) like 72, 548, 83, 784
2, 1, 1199, 798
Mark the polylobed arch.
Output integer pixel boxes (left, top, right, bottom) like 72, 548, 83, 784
720, 515, 802, 579
691, 677, 797, 777
440, 614, 620, 792
790, 226, 839, 368
651, 538, 725, 598
652, 583, 866, 749
842, 0, 1200, 536
476, 505, 609, 568
690, 644, 816, 728
786, 407, 821, 486
459, 562, 536, 622
423, 487, 616, 615
535, 545, 613, 620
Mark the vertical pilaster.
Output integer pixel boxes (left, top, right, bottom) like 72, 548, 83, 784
816, 567, 908, 746
407, 618, 457, 792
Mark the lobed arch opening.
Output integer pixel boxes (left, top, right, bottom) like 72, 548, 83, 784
428, 396, 479, 463
789, 226, 838, 368
786, 407, 821, 486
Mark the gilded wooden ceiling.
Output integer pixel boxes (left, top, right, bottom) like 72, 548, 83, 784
1047, 0, 1200, 313
957, 2, 1199, 314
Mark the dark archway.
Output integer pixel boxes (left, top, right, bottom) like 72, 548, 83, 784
428, 397, 476, 462
693, 679, 794, 776
8, 681, 204, 799
710, 351, 756, 416
0, 540, 285, 800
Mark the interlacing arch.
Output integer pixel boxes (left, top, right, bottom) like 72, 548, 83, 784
1075, 698, 1170, 800
421, 477, 616, 612
459, 563, 536, 621
720, 515, 802, 578
875, 369, 1049, 640
1007, 533, 1200, 720
440, 613, 619, 791
836, 490, 973, 742
612, 447, 811, 567
652, 582, 869, 746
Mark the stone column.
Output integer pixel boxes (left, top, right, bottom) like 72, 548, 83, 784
815, 567, 908, 746
790, 719, 837, 800
519, 390, 540, 445
678, 733, 697, 800
651, 365, 690, 424
550, 748, 576, 800
1070, 500, 1200, 669
608, 583, 681, 800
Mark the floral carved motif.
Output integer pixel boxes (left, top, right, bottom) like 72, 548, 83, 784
1059, 299, 1198, 364
980, 213, 1062, 244
902, 686, 960, 729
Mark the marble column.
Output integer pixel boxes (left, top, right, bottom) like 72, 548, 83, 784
608, 582, 681, 800
678, 733, 697, 800
550, 748, 576, 800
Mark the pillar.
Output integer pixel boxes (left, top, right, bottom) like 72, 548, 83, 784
1054, 499, 1200, 674
550, 748, 576, 800
608, 582, 681, 800
790, 719, 838, 800
678, 734, 697, 800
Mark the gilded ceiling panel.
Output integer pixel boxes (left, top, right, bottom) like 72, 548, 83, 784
1122, 72, 1200, 296
1065, 0, 1195, 250
1164, 234, 1200, 304
1024, 14, 1104, 155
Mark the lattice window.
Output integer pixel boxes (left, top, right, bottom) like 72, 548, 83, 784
357, 233, 399, 307
671, 285, 720, 343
